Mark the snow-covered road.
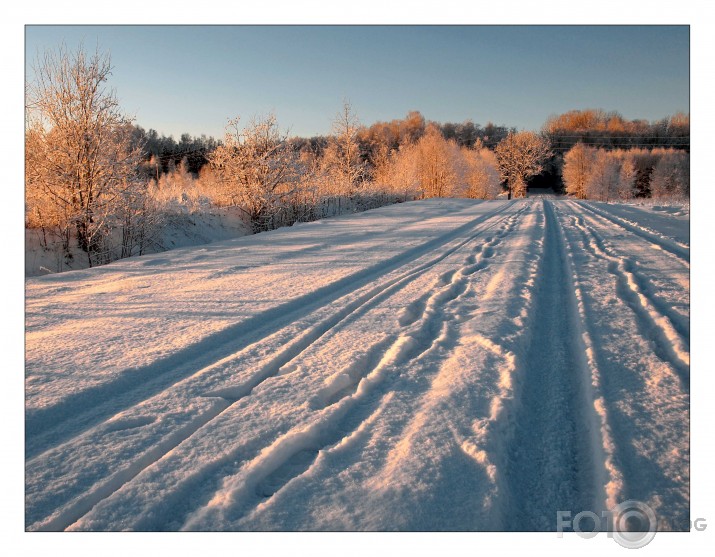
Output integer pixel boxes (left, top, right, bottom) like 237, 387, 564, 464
25, 198, 689, 531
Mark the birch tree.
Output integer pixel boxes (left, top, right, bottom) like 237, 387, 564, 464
414, 125, 459, 198
208, 114, 297, 232
614, 151, 637, 200
562, 142, 596, 199
322, 101, 365, 195
494, 131, 551, 198
464, 145, 501, 199
585, 150, 620, 201
25, 44, 144, 266
650, 150, 689, 198
373, 143, 420, 201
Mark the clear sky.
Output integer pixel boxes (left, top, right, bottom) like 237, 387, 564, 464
25, 25, 689, 140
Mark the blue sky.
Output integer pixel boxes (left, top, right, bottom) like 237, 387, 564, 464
25, 25, 689, 140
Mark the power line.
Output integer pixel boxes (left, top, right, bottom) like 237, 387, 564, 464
549, 141, 690, 143
140, 138, 690, 164
544, 135, 689, 139
549, 144, 689, 149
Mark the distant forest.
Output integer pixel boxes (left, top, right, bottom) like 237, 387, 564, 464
132, 112, 515, 177
133, 108, 690, 193
26, 46, 689, 270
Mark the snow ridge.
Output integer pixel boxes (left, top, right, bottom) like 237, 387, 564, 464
27, 202, 511, 458
25, 198, 689, 531
579, 201, 690, 266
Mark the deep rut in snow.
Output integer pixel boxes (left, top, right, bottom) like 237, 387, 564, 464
504, 201, 598, 530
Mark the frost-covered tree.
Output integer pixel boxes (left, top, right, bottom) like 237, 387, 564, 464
374, 133, 499, 201
414, 125, 459, 198
463, 145, 501, 199
154, 157, 194, 198
585, 150, 621, 201
25, 44, 144, 266
561, 145, 689, 201
321, 100, 365, 195
116, 179, 164, 259
208, 113, 298, 232
494, 131, 552, 198
650, 150, 689, 198
613, 151, 637, 200
373, 143, 420, 201
562, 142, 596, 199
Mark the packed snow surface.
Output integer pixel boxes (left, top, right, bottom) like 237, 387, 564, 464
25, 198, 689, 531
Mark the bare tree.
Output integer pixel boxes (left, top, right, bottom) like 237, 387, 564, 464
208, 114, 298, 232
494, 131, 552, 198
562, 142, 596, 199
613, 151, 637, 200
25, 44, 144, 267
414, 124, 459, 198
650, 150, 689, 198
322, 100, 365, 195
463, 144, 501, 199
585, 150, 620, 201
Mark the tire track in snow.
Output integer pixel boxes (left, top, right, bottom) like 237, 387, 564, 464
588, 202, 690, 247
569, 203, 689, 341
555, 201, 689, 529
26, 202, 515, 459
33, 399, 230, 532
399, 202, 547, 531
550, 202, 628, 514
245, 207, 531, 506
199, 205, 528, 406
323, 206, 545, 531
396, 207, 525, 328
52, 204, 528, 531
502, 200, 604, 530
577, 201, 689, 267
289, 202, 538, 531
564, 205, 689, 389
189, 205, 528, 528
175, 204, 531, 531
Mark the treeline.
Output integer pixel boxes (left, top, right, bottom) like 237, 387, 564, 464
133, 108, 690, 201
123, 109, 513, 237
179, 108, 508, 234
25, 45, 689, 272
130, 110, 513, 181
544, 109, 690, 153
133, 128, 221, 177
562, 144, 689, 201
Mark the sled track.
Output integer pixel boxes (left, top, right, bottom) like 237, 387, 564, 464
26, 198, 689, 532
27, 202, 520, 459
30, 204, 531, 531
577, 201, 689, 267
503, 200, 603, 530
179, 202, 530, 530
563, 204, 690, 389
